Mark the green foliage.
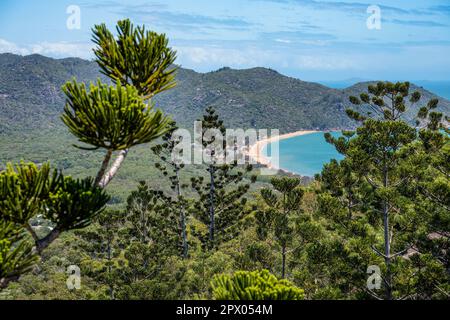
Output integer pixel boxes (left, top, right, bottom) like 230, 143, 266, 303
0, 221, 37, 289
62, 80, 170, 151
319, 81, 449, 300
257, 177, 304, 278
61, 19, 176, 189
211, 269, 304, 300
0, 162, 50, 224
1, 162, 109, 233
0, 161, 106, 289
92, 19, 178, 99
45, 176, 110, 231
74, 210, 125, 299
151, 121, 190, 258
2, 23, 450, 300
347, 81, 421, 122
125, 181, 178, 249
190, 107, 255, 250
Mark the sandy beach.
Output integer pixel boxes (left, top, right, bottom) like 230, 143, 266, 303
248, 130, 319, 170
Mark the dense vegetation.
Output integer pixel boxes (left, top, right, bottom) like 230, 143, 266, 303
0, 19, 449, 300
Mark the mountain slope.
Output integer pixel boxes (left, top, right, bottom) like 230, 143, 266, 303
1, 53, 449, 135
0, 54, 105, 133
154, 66, 348, 132
1, 53, 449, 200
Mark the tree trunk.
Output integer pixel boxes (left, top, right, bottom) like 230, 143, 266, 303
347, 189, 353, 220
281, 193, 287, 279
209, 165, 215, 247
175, 166, 188, 258
36, 228, 61, 253
95, 149, 113, 186
0, 276, 19, 290
383, 165, 392, 300
99, 149, 128, 188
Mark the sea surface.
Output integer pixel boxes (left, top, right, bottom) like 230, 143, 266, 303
413, 81, 450, 100
263, 131, 343, 177
270, 81, 450, 177
321, 80, 450, 100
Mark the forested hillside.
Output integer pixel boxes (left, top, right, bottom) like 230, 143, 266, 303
1, 53, 449, 135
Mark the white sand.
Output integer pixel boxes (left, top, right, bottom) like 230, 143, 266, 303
248, 130, 319, 170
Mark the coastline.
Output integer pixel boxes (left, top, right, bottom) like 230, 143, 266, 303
248, 130, 320, 171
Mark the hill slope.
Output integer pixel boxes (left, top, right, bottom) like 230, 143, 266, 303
1, 53, 449, 200
2, 53, 448, 135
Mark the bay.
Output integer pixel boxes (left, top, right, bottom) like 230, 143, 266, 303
263, 131, 344, 177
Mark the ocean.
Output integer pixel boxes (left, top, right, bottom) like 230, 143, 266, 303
413, 81, 450, 100
321, 80, 450, 100
263, 131, 343, 177
266, 81, 450, 177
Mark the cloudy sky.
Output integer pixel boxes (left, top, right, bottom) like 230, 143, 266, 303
0, 0, 449, 81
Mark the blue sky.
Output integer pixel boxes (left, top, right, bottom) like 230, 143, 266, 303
0, 0, 449, 81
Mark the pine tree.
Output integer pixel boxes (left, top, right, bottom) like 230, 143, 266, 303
74, 210, 125, 299
190, 107, 256, 250
92, 19, 177, 100
0, 162, 109, 251
211, 269, 304, 300
0, 221, 37, 289
113, 181, 179, 299
151, 121, 190, 258
407, 101, 450, 298
322, 81, 449, 299
62, 19, 176, 188
257, 177, 304, 278
1, 18, 177, 288
0, 162, 109, 287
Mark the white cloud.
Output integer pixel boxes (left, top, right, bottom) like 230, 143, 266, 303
175, 46, 269, 67
0, 38, 93, 59
175, 45, 306, 70
275, 39, 292, 44
30, 42, 93, 59
293, 55, 356, 70
175, 45, 358, 71
0, 39, 29, 55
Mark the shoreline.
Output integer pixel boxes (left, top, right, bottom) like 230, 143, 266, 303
248, 130, 320, 172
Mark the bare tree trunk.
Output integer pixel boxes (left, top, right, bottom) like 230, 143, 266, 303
347, 189, 353, 220
95, 149, 113, 186
209, 165, 215, 247
383, 165, 392, 300
0, 276, 19, 290
281, 193, 287, 279
36, 228, 61, 253
175, 166, 188, 258
99, 149, 129, 188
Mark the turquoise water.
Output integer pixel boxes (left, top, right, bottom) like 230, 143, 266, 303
263, 81, 450, 177
413, 81, 450, 100
263, 131, 343, 177
321, 80, 450, 100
